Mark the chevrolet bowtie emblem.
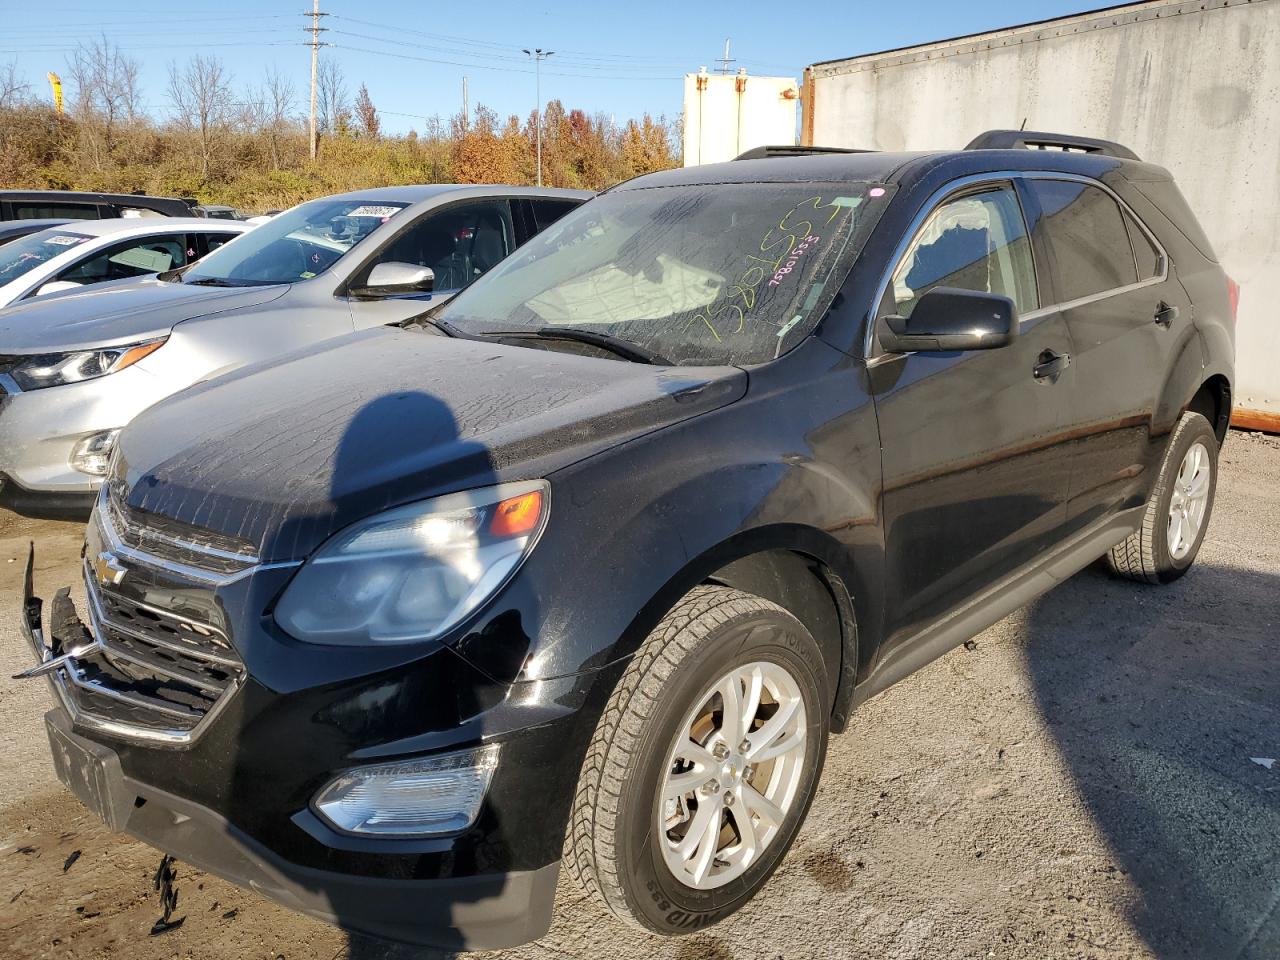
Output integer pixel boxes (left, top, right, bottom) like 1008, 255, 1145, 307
94, 551, 128, 587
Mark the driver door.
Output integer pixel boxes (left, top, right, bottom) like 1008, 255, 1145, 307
347, 199, 517, 329
870, 179, 1077, 654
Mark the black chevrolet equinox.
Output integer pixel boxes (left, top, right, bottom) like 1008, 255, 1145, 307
21, 131, 1236, 949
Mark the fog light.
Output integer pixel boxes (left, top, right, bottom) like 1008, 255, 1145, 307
313, 744, 499, 837
69, 429, 120, 476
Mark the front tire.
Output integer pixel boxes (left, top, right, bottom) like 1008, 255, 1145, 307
565, 585, 829, 935
1108, 411, 1218, 583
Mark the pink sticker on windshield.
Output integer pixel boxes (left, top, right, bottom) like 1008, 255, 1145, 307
869, 187, 886, 198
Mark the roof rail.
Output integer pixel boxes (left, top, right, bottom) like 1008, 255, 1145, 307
965, 129, 1140, 161
733, 144, 875, 161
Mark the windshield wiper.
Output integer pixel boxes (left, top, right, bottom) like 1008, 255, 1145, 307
184, 276, 241, 287
523, 326, 669, 365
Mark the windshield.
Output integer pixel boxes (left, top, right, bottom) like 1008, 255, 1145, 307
0, 230, 92, 286
183, 199, 409, 285
436, 182, 892, 365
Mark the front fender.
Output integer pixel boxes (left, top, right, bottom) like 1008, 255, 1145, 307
450, 341, 885, 688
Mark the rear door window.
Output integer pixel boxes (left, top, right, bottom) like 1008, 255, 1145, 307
14, 202, 103, 220
200, 232, 238, 256
531, 198, 581, 231
891, 183, 1038, 319
1026, 180, 1138, 303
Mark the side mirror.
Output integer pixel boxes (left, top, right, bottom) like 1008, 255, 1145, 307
34, 280, 83, 297
878, 287, 1017, 353
355, 262, 434, 298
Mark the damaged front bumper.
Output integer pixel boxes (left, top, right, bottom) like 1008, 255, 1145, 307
16, 543, 562, 951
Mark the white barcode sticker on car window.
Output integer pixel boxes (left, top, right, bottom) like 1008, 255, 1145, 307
44, 234, 90, 246
347, 205, 401, 218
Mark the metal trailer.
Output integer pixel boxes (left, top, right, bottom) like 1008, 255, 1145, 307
801, 0, 1280, 431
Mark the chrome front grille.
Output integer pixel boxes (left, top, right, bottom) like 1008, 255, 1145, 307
58, 557, 246, 741
41, 493, 257, 746
104, 481, 259, 577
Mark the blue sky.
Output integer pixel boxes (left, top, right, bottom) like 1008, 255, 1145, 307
4, 0, 1098, 134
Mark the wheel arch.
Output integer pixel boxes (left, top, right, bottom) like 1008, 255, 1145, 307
606, 524, 864, 734
1186, 373, 1232, 444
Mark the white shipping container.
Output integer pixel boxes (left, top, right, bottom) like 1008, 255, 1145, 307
803, 0, 1280, 429
683, 68, 800, 166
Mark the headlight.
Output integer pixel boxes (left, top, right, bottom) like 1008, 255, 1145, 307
274, 480, 548, 645
7, 339, 166, 391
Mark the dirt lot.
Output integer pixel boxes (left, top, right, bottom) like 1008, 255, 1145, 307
1, 433, 1277, 960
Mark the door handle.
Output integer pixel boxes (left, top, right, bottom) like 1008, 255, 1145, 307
1033, 349, 1071, 383
1154, 301, 1179, 327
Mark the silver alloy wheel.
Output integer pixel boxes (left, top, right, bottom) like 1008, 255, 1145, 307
1168, 440, 1212, 560
658, 661, 808, 890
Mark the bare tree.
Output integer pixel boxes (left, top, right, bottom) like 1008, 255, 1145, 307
65, 37, 141, 168
167, 54, 234, 181
353, 83, 380, 139
317, 57, 350, 136
0, 61, 31, 110
244, 68, 297, 169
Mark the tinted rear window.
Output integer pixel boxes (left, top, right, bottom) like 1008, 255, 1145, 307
1028, 180, 1137, 304
14, 202, 101, 220
531, 199, 581, 230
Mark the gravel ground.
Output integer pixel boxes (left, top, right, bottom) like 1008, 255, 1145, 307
1, 432, 1277, 960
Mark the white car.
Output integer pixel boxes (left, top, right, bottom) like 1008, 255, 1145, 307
0, 218, 251, 308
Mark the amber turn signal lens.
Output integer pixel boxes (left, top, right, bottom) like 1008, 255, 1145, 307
115, 339, 167, 371
490, 490, 543, 537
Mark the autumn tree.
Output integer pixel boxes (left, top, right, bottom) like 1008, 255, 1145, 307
453, 105, 523, 184
167, 54, 234, 181
622, 114, 677, 177
354, 84, 380, 139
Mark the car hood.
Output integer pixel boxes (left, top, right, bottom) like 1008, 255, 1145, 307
0, 278, 289, 353
114, 328, 747, 562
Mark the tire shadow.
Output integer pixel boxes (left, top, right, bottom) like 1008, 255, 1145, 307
1023, 561, 1280, 959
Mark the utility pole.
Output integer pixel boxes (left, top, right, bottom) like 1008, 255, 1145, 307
462, 75, 468, 129
306, 0, 327, 161
522, 48, 554, 186
716, 38, 735, 74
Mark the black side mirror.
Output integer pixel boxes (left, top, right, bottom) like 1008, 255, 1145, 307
878, 286, 1018, 353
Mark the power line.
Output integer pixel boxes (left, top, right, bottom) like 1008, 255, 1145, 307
331, 42, 681, 81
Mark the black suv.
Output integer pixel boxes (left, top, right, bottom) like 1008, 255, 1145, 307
20, 131, 1235, 950
0, 189, 196, 221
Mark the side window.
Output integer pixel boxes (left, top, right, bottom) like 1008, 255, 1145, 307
1026, 180, 1137, 303
201, 232, 236, 256
370, 200, 515, 292
15, 202, 102, 220
890, 184, 1037, 319
1124, 211, 1162, 281
530, 199, 580, 231
57, 235, 187, 284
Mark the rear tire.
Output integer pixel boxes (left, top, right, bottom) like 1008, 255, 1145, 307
1107, 411, 1218, 584
565, 585, 829, 935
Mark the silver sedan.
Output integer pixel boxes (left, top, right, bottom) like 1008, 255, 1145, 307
0, 184, 590, 517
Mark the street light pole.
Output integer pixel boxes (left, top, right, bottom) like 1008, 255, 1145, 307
522, 48, 554, 186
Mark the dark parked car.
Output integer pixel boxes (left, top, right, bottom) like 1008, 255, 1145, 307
0, 218, 73, 247
20, 131, 1235, 949
0, 189, 196, 221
